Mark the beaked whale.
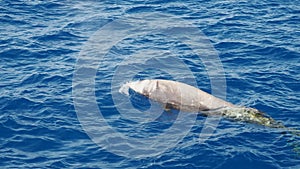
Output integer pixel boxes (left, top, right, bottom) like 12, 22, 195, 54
119, 79, 289, 129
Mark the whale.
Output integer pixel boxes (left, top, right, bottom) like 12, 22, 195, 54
120, 79, 287, 129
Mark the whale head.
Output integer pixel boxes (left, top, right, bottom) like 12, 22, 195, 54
119, 80, 158, 96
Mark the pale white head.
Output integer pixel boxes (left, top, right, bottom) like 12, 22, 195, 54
119, 80, 157, 96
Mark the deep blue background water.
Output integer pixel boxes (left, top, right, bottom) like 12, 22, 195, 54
1, 0, 299, 168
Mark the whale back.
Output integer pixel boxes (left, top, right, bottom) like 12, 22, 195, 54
120, 79, 235, 112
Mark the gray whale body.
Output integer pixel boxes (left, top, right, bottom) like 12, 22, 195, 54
120, 79, 284, 128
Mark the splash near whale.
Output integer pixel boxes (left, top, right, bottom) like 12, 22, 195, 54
120, 79, 298, 132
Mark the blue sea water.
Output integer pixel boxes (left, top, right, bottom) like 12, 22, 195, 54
1, 0, 300, 168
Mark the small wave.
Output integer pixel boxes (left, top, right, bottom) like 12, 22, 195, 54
126, 6, 155, 14
3, 97, 39, 110
35, 30, 81, 42
21, 73, 48, 86
0, 48, 33, 58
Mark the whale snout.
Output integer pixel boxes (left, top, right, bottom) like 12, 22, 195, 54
119, 82, 131, 95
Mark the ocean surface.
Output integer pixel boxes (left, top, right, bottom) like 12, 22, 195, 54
1, 0, 300, 168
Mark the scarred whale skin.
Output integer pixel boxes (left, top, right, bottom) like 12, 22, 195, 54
121, 79, 234, 112
120, 79, 285, 128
